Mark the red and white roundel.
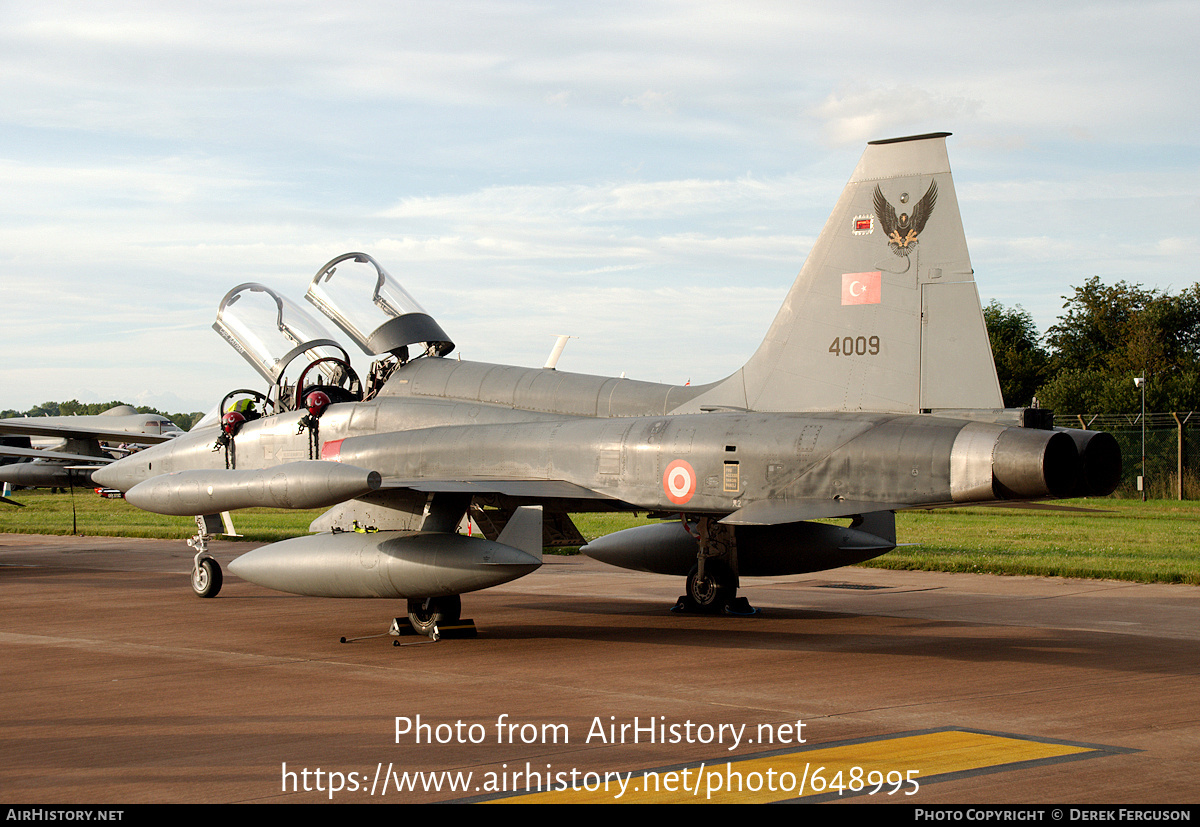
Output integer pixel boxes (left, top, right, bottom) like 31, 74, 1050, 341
663, 459, 697, 505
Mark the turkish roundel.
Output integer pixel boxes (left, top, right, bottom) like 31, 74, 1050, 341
841, 271, 881, 305
663, 459, 696, 505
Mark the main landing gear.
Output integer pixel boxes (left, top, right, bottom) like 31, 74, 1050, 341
673, 517, 757, 616
406, 595, 462, 637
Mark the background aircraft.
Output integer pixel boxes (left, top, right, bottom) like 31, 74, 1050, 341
93, 133, 1120, 636
0, 406, 182, 491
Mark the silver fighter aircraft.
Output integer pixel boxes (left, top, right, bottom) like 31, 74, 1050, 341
0, 406, 182, 491
93, 133, 1120, 636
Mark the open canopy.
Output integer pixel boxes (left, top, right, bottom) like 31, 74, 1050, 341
305, 252, 454, 358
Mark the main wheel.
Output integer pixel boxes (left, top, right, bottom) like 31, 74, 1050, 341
192, 558, 223, 598
407, 595, 461, 636
686, 560, 734, 611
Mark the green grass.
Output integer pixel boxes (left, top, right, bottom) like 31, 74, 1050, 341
572, 501, 1200, 585
3, 490, 1197, 585
870, 500, 1200, 585
0, 489, 325, 542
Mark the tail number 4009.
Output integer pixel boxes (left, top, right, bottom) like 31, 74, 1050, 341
829, 335, 880, 357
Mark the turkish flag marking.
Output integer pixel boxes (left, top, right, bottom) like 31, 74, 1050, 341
841, 271, 882, 305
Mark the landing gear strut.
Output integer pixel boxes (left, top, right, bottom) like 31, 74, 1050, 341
673, 517, 757, 616
187, 514, 223, 598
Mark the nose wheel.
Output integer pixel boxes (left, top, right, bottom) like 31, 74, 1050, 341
192, 557, 223, 598
187, 515, 224, 598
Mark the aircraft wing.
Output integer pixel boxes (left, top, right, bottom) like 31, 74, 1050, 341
0, 421, 176, 444
381, 477, 623, 501
0, 445, 114, 464
719, 499, 912, 525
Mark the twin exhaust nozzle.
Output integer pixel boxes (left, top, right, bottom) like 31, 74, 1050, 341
954, 424, 1121, 503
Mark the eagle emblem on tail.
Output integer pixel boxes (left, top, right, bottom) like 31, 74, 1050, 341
873, 181, 938, 257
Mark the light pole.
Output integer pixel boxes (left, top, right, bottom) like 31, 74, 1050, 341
1134, 377, 1146, 501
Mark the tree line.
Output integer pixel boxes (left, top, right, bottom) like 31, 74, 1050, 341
985, 277, 1200, 415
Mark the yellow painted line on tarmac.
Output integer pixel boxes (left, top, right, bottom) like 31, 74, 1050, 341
490, 729, 1097, 804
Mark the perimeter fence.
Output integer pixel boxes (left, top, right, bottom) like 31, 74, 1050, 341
1064, 411, 1198, 499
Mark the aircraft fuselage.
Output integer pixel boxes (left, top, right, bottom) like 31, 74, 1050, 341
96, 356, 1078, 520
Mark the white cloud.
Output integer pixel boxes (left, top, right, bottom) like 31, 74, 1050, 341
622, 90, 675, 114
813, 86, 982, 147
0, 1, 1198, 412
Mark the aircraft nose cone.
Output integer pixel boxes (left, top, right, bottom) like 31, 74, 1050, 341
89, 464, 120, 490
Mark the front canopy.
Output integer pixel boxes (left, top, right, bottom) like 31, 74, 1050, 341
213, 282, 347, 384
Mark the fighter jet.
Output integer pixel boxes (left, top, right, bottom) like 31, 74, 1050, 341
0, 406, 182, 491
92, 133, 1120, 636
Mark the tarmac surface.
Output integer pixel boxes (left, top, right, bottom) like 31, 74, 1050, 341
2, 532, 1198, 804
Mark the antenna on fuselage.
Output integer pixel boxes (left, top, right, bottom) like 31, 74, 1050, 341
543, 335, 575, 370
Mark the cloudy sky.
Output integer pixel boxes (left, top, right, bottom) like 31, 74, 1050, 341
2, 1, 1197, 414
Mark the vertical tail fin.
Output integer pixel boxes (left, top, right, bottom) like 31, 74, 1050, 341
683, 133, 1002, 414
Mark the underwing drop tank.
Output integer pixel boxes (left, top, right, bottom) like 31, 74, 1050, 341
228, 528, 542, 599
583, 518, 897, 577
